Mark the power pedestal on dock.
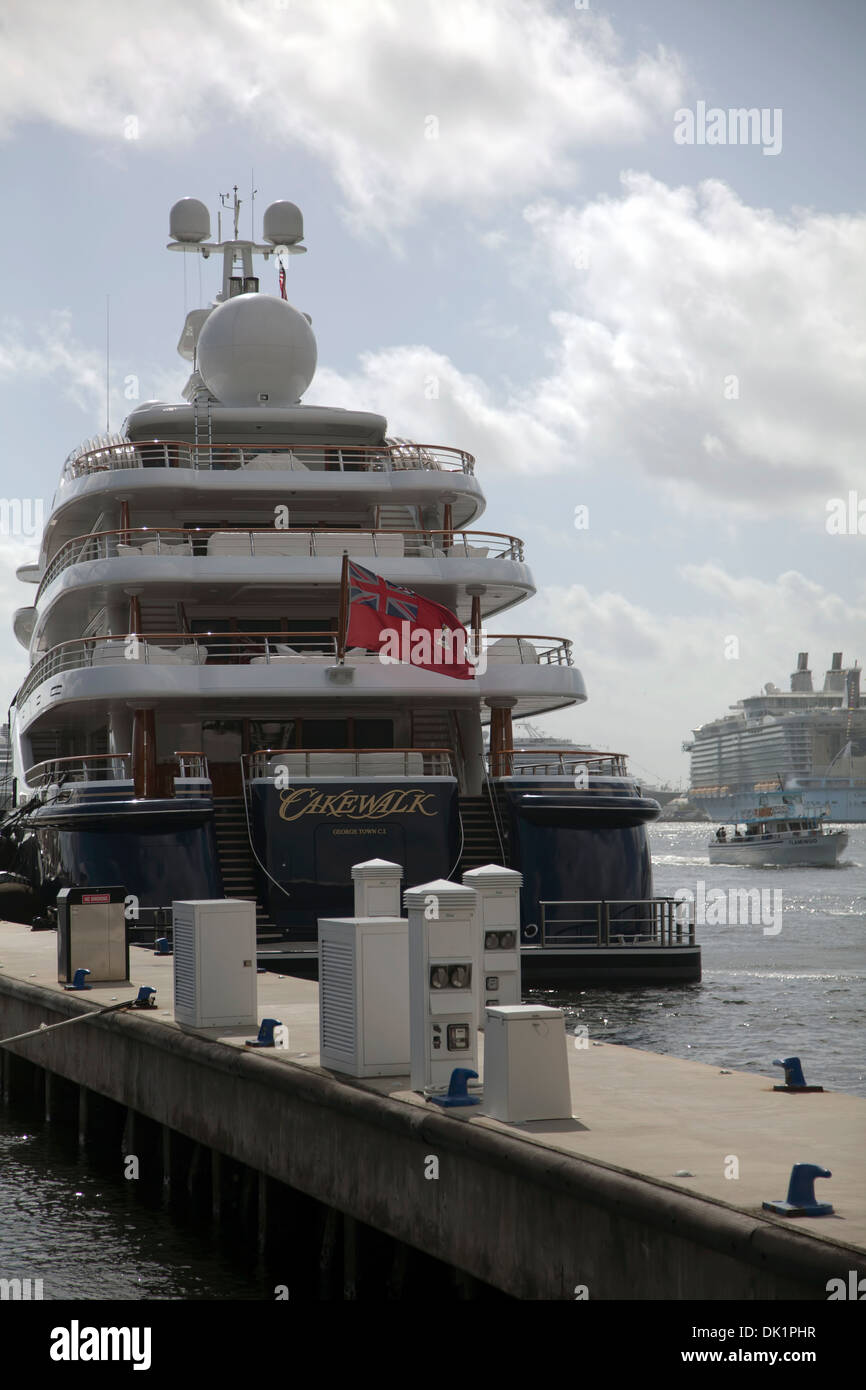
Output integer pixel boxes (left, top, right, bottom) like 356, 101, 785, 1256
483, 1005, 573, 1122
462, 864, 523, 1018
56, 886, 129, 984
405, 879, 479, 1093
172, 899, 257, 1028
318, 859, 410, 1077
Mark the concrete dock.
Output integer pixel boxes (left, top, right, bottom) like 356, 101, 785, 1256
1, 920, 864, 1300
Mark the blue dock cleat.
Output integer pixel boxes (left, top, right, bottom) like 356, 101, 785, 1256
763, 1163, 834, 1217
64, 968, 92, 991
773, 1056, 823, 1092
132, 986, 158, 1009
428, 1068, 481, 1108
245, 1018, 283, 1048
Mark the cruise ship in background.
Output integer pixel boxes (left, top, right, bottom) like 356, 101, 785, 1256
686, 652, 866, 823
0, 191, 691, 979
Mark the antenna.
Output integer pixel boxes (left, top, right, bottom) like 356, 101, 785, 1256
250, 168, 257, 241
219, 186, 242, 240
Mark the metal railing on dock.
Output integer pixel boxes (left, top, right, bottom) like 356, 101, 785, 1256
538, 898, 694, 947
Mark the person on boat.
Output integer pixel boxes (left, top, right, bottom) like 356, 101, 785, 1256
734, 829, 743, 839
716, 826, 727, 840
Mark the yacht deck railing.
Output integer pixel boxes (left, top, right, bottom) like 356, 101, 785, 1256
36, 526, 524, 598
24, 753, 133, 788
18, 632, 573, 706
60, 439, 475, 482
245, 747, 456, 779
492, 749, 630, 777
23, 750, 210, 790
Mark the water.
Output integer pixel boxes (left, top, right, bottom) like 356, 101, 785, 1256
1, 822, 863, 1298
0, 1116, 271, 1299
527, 822, 866, 1097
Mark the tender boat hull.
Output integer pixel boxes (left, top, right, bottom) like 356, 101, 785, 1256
708, 831, 847, 867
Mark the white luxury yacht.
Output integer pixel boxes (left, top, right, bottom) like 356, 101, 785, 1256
3, 193, 697, 982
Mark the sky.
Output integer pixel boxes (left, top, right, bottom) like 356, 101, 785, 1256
0, 0, 864, 787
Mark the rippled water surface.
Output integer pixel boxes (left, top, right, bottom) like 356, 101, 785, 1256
528, 822, 866, 1096
0, 1117, 270, 1299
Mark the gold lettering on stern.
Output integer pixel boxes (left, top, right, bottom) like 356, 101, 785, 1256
278, 786, 438, 822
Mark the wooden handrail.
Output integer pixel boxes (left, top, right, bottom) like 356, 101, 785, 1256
63, 438, 476, 475
249, 746, 453, 756
504, 747, 628, 758
27, 752, 131, 766
24, 753, 132, 787
25, 631, 570, 655
47, 526, 519, 542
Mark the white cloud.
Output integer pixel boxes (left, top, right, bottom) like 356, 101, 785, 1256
0, 312, 105, 417
310, 350, 567, 474
524, 174, 866, 511
0, 313, 184, 433
0, 0, 683, 231
307, 172, 866, 514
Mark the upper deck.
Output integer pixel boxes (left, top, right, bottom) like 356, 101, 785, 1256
60, 436, 475, 486
38, 437, 485, 561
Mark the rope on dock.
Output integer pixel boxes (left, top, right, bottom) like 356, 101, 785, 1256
0, 997, 137, 1047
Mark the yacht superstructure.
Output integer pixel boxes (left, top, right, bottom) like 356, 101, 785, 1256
5, 193, 680, 973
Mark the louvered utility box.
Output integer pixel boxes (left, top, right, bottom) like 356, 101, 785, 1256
318, 917, 409, 1076
172, 899, 257, 1029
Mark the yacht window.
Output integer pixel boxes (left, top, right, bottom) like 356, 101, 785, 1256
301, 721, 348, 749
353, 720, 394, 748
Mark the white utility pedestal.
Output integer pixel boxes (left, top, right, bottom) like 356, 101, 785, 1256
172, 899, 257, 1028
483, 1005, 573, 1122
405, 878, 479, 1092
318, 916, 409, 1076
462, 864, 523, 1017
351, 858, 403, 918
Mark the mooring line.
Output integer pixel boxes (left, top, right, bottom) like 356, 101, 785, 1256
0, 997, 137, 1047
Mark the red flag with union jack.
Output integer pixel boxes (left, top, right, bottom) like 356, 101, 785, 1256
345, 561, 474, 679
278, 262, 287, 300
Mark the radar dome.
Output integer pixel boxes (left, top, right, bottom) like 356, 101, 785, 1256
263, 200, 304, 246
196, 293, 317, 406
170, 198, 211, 243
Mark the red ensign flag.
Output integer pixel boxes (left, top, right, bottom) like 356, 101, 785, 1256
345, 561, 474, 679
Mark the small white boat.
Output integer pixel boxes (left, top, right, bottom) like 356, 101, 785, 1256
708, 804, 848, 867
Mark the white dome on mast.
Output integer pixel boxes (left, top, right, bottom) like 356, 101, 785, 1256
169, 198, 211, 243
196, 293, 317, 405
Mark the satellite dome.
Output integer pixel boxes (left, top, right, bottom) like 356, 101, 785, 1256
169, 198, 211, 244
263, 200, 304, 246
196, 294, 317, 406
